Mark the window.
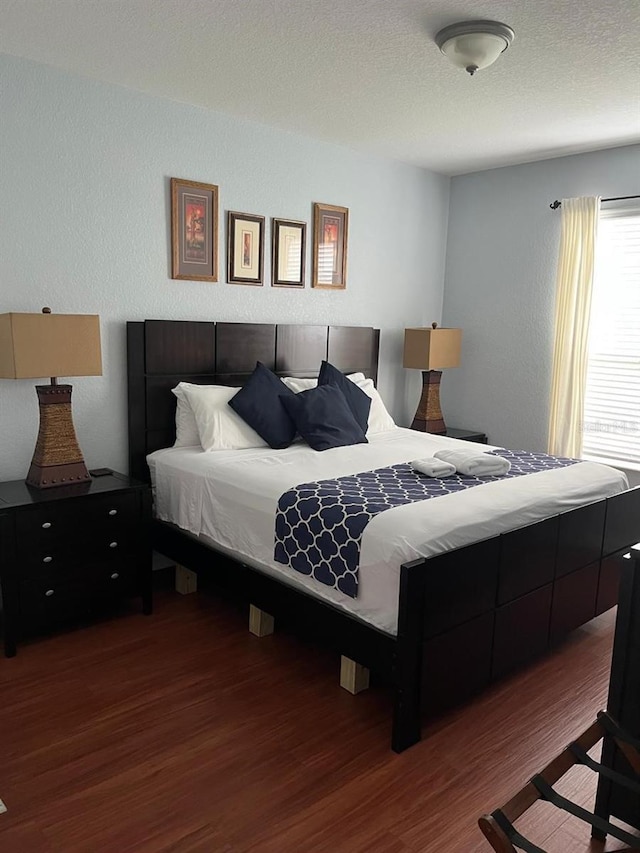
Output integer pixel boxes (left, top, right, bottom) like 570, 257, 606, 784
582, 204, 640, 468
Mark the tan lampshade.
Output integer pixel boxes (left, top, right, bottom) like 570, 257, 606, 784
403, 326, 462, 370
0, 312, 102, 379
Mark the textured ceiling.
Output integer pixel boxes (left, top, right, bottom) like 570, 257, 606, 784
1, 0, 639, 174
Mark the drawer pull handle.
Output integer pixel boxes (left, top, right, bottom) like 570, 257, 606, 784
109, 541, 118, 549
110, 572, 119, 580
41, 522, 52, 529
45, 589, 55, 597
43, 556, 53, 564
108, 509, 118, 516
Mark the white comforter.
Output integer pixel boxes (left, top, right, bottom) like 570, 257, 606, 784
148, 428, 628, 636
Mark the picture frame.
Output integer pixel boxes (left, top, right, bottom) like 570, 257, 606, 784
227, 211, 265, 285
271, 218, 306, 288
312, 202, 348, 290
171, 178, 219, 281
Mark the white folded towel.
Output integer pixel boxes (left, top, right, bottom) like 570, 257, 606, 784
433, 448, 511, 477
410, 458, 456, 478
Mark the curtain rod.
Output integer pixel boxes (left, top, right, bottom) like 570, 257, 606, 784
549, 195, 640, 210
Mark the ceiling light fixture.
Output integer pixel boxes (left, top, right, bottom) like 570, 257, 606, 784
435, 20, 514, 76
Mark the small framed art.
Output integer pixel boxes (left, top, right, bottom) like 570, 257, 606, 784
171, 178, 219, 281
227, 211, 265, 285
271, 218, 306, 288
312, 202, 348, 289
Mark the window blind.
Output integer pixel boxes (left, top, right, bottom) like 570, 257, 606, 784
582, 205, 640, 469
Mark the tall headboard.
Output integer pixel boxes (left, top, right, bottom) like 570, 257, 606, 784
127, 320, 380, 482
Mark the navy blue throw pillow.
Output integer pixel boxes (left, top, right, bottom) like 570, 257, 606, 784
229, 362, 296, 449
281, 384, 368, 451
318, 360, 371, 433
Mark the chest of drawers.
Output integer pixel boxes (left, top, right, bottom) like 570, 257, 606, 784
0, 472, 152, 656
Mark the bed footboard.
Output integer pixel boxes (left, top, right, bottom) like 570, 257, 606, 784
392, 486, 640, 753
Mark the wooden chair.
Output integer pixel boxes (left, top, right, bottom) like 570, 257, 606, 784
478, 711, 640, 852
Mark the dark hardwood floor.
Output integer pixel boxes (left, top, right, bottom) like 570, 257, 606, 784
0, 583, 637, 852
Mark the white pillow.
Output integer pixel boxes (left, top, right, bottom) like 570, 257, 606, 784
282, 372, 365, 394
355, 378, 396, 435
180, 383, 268, 451
172, 383, 202, 447
281, 373, 395, 435
281, 376, 317, 393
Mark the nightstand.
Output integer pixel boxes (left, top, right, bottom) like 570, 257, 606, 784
0, 471, 152, 657
444, 427, 488, 444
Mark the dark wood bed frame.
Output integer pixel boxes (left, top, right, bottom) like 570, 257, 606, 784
127, 319, 640, 752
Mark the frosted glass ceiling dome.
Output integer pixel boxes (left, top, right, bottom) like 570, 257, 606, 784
435, 20, 515, 76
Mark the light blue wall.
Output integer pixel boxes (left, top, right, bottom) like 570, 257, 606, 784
442, 144, 640, 456
0, 54, 450, 481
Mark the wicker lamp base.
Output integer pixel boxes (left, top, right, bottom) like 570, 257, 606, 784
26, 384, 91, 489
410, 370, 447, 434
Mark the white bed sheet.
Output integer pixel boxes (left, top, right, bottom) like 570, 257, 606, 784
148, 428, 628, 636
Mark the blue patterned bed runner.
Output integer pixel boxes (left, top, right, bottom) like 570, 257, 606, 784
274, 449, 578, 598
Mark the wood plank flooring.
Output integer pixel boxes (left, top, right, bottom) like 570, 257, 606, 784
0, 587, 638, 852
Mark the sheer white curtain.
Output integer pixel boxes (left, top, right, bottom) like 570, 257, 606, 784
548, 196, 600, 457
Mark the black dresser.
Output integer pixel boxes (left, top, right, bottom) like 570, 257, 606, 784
0, 472, 152, 656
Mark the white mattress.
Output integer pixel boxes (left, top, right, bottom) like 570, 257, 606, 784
148, 428, 628, 636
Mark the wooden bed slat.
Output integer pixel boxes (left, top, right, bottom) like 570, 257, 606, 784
603, 487, 640, 556
498, 516, 559, 604
597, 550, 625, 615
421, 611, 494, 716
127, 323, 147, 483
422, 537, 500, 640
550, 561, 599, 643
216, 323, 276, 373
275, 325, 328, 374
328, 326, 377, 376
492, 584, 553, 680
556, 499, 606, 577
145, 320, 215, 375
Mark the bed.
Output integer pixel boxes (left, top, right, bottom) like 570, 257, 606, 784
127, 319, 640, 752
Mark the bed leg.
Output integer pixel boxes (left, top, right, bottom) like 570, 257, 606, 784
249, 605, 275, 637
340, 656, 370, 694
392, 561, 427, 752
175, 564, 198, 595
391, 689, 422, 753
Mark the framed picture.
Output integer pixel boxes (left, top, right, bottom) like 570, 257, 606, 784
312, 202, 348, 289
271, 218, 306, 288
227, 211, 265, 285
171, 178, 219, 281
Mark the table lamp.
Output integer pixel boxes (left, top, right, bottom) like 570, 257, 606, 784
0, 308, 102, 488
403, 323, 462, 433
